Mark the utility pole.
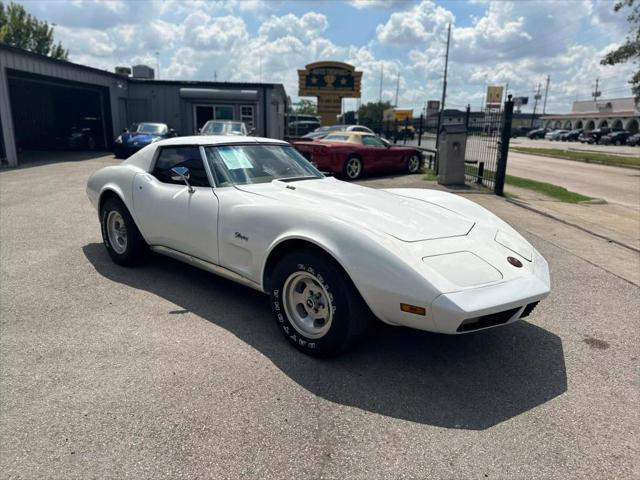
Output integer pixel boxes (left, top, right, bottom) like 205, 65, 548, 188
504, 82, 509, 104
531, 83, 541, 128
592, 78, 601, 101
378, 64, 384, 103
155, 51, 160, 80
214, 71, 218, 82
435, 22, 452, 174
394, 72, 400, 107
542, 75, 550, 114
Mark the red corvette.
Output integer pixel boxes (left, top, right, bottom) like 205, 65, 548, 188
292, 132, 423, 180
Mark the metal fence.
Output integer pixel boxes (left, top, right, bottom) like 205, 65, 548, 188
463, 98, 514, 194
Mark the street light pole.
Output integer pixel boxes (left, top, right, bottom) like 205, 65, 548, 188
435, 22, 452, 174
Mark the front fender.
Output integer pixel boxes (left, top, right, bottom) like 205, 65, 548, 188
259, 223, 441, 329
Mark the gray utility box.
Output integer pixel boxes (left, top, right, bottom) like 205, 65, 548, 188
437, 124, 468, 186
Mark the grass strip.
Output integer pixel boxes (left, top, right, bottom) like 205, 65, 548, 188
504, 174, 593, 203
424, 167, 593, 203
511, 146, 640, 169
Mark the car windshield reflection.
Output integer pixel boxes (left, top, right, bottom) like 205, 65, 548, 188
205, 144, 323, 187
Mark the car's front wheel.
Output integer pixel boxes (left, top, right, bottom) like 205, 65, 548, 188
407, 154, 421, 173
100, 197, 147, 266
343, 156, 363, 180
270, 250, 369, 356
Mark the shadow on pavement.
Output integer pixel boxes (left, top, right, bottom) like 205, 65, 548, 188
83, 243, 567, 430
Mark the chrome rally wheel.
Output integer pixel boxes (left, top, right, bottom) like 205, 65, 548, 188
283, 271, 333, 339
106, 210, 127, 254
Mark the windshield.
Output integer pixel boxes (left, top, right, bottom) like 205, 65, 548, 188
205, 144, 323, 187
132, 123, 167, 134
202, 121, 244, 135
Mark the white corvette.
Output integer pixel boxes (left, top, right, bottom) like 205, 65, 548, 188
87, 136, 550, 355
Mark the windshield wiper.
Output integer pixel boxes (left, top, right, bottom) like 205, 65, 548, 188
276, 176, 322, 183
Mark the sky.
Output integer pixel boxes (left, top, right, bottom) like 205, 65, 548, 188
17, 0, 637, 114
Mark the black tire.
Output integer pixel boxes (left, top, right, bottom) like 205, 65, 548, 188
342, 155, 363, 180
270, 250, 369, 356
100, 197, 148, 266
406, 153, 422, 173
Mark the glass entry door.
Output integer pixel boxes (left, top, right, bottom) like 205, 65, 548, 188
194, 105, 235, 133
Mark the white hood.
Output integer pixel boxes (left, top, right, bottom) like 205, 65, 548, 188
235, 178, 475, 242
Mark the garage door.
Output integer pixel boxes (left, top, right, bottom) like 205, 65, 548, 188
7, 69, 113, 152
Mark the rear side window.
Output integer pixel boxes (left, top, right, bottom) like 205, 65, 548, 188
362, 136, 385, 146
152, 147, 210, 187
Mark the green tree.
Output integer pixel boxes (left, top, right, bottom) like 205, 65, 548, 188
601, 0, 640, 100
293, 99, 317, 115
357, 101, 393, 128
0, 1, 68, 60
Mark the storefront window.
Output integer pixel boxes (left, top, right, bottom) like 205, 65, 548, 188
215, 106, 234, 121
241, 105, 254, 128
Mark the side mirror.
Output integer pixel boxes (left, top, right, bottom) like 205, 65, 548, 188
169, 129, 177, 137
248, 128, 257, 136
170, 166, 194, 193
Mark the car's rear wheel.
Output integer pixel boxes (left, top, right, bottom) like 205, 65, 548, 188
407, 154, 421, 173
270, 250, 369, 356
100, 197, 147, 266
343, 156, 363, 180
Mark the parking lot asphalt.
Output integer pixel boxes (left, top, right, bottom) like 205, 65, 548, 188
1, 154, 638, 479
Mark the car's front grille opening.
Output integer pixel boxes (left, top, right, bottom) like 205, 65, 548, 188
520, 301, 539, 319
456, 306, 522, 332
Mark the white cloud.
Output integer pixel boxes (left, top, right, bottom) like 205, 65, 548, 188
258, 12, 328, 41
376, 0, 453, 46
183, 13, 248, 50
350, 0, 414, 9
16, 0, 635, 116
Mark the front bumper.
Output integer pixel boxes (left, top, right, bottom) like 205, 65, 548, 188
429, 258, 550, 334
114, 143, 145, 158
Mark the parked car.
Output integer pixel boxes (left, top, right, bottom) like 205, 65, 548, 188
626, 132, 640, 146
580, 128, 610, 144
293, 132, 423, 180
511, 127, 532, 138
54, 126, 98, 150
559, 129, 582, 142
600, 130, 631, 145
545, 129, 569, 141
114, 122, 177, 158
526, 128, 547, 139
86, 135, 550, 355
200, 120, 250, 136
288, 120, 321, 137
301, 124, 373, 141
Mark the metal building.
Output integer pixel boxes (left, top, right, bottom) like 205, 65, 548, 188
0, 44, 288, 167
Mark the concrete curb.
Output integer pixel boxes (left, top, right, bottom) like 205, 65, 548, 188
505, 197, 640, 254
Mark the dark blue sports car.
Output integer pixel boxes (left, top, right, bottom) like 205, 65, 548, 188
113, 122, 177, 158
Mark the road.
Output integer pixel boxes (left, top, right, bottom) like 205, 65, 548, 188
1, 154, 638, 479
506, 151, 640, 210
511, 137, 639, 156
